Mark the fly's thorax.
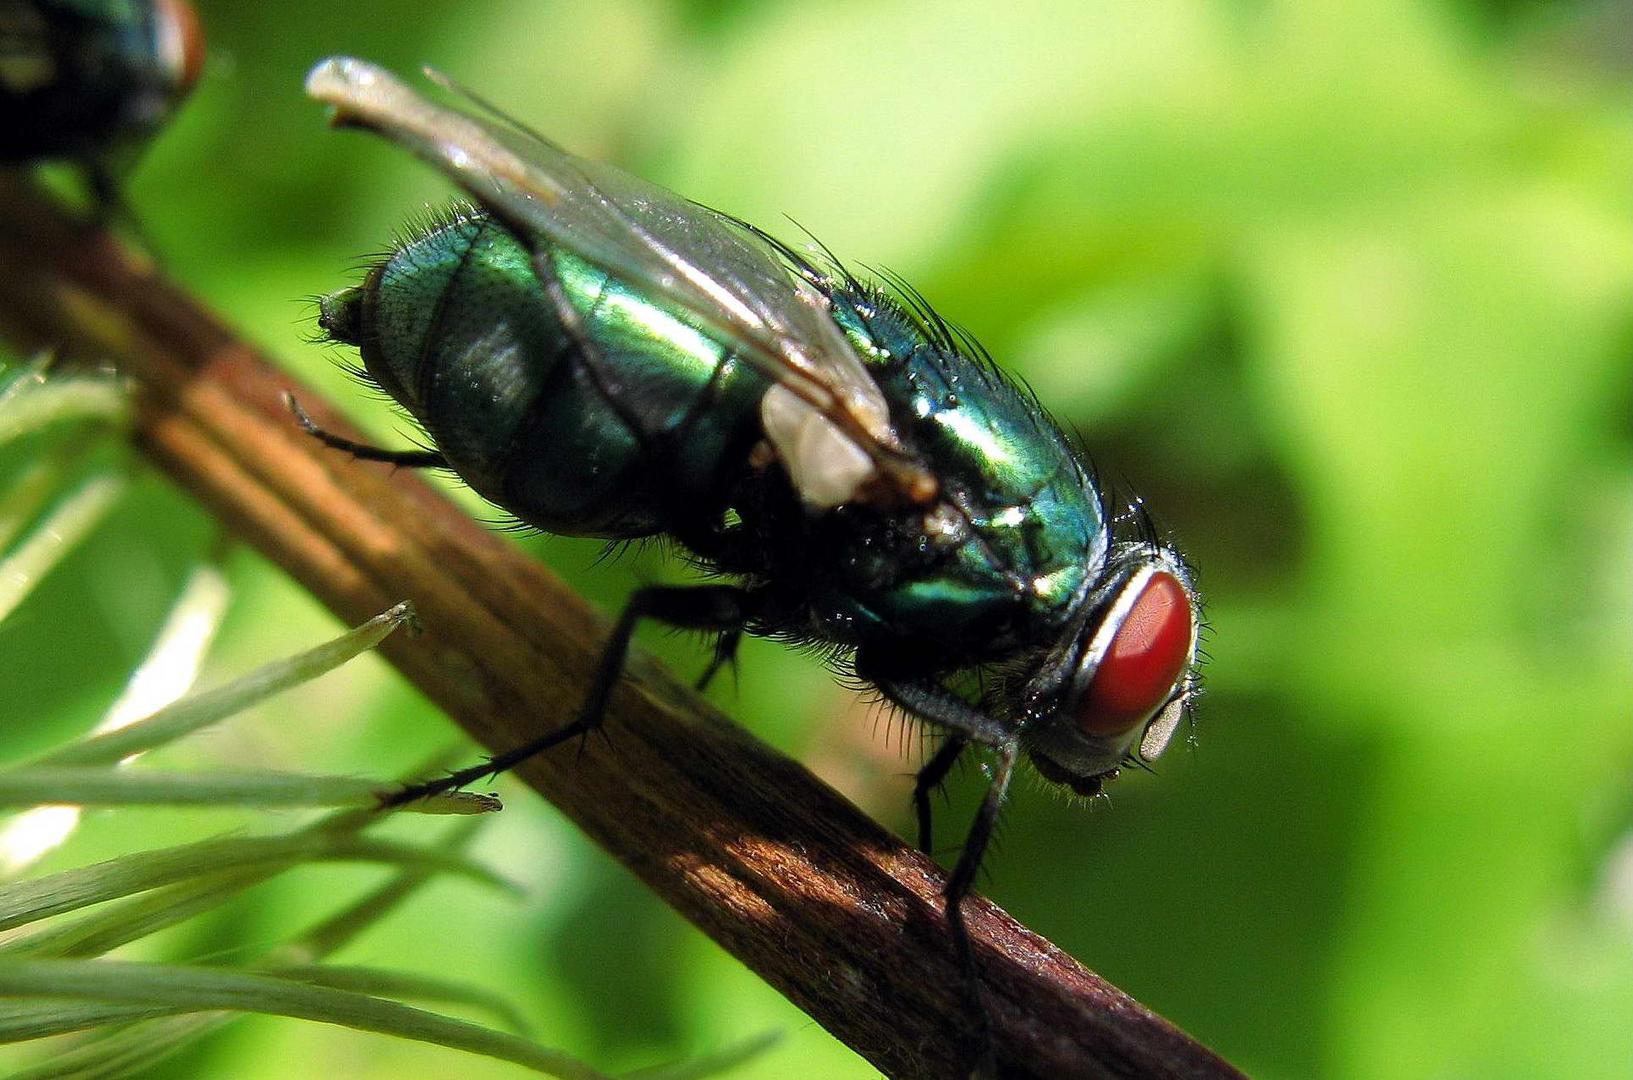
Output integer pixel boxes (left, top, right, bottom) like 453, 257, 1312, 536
846, 295, 1108, 581
793, 483, 1095, 663
789, 292, 1111, 661
829, 303, 1201, 775
1021, 544, 1201, 795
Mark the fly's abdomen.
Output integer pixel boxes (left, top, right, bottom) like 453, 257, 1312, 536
321, 211, 771, 538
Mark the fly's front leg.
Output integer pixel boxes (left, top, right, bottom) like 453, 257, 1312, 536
856, 658, 1014, 860
857, 651, 1017, 1075
946, 740, 1017, 1077
285, 393, 448, 468
382, 584, 751, 808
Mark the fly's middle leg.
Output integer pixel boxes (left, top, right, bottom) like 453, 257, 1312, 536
380, 584, 752, 808
694, 626, 743, 692
912, 735, 968, 854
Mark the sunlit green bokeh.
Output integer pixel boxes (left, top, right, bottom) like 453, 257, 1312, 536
2, 1, 1629, 1077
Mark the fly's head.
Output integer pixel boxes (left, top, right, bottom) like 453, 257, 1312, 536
1022, 542, 1201, 797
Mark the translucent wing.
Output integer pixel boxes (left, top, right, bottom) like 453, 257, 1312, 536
305, 56, 934, 508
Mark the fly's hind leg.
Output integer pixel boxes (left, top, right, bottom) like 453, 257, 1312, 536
285, 393, 448, 468
381, 584, 752, 808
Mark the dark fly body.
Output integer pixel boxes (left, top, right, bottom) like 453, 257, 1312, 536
299, 57, 1202, 1068
0, 0, 204, 219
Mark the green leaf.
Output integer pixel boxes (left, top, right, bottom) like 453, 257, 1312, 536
0, 999, 178, 1043
0, 377, 125, 446
1, 759, 481, 961
259, 964, 531, 1034
0, 768, 379, 809
0, 960, 614, 1080
0, 473, 125, 624
0, 832, 511, 933
30, 602, 416, 767
0, 441, 104, 553
0, 767, 500, 813
623, 1030, 783, 1080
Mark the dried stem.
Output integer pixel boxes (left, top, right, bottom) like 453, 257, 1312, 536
0, 176, 1243, 1080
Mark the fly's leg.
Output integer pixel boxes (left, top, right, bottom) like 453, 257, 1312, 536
944, 741, 1017, 1078
381, 584, 751, 808
83, 160, 157, 254
285, 393, 448, 468
912, 735, 968, 855
695, 627, 742, 693
858, 654, 1016, 1076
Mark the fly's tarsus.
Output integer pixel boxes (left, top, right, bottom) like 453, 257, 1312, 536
285, 392, 448, 469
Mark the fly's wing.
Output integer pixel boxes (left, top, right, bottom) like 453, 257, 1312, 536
305, 56, 935, 509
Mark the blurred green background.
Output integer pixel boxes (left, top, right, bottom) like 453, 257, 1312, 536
2, 0, 1630, 1076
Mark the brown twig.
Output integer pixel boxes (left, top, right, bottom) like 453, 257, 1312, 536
0, 175, 1243, 1080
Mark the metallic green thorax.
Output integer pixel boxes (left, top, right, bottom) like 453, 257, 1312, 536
324, 210, 1106, 665
791, 293, 1106, 657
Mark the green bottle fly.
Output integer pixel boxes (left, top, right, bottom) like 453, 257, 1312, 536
301, 57, 1204, 1070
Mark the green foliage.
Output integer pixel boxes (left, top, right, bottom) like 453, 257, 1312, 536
0, 436, 770, 1075
4, 1, 1629, 1077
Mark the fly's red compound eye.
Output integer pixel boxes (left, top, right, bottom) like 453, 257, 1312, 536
156, 0, 206, 96
1076, 570, 1194, 738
